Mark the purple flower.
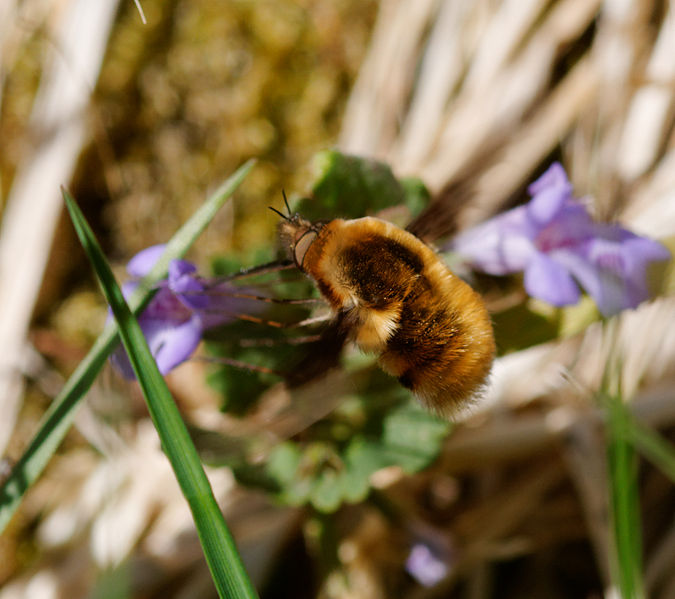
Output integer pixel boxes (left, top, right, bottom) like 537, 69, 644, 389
111, 245, 260, 378
405, 542, 449, 587
449, 163, 670, 316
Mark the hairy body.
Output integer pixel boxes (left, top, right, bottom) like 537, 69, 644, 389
279, 215, 495, 414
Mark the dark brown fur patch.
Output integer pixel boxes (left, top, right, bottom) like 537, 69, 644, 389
386, 295, 461, 374
339, 236, 423, 308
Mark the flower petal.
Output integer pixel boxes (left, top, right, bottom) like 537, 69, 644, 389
523, 252, 581, 306
111, 314, 203, 379
109, 346, 136, 379
452, 161, 670, 315
406, 543, 448, 587
450, 206, 537, 274
551, 246, 622, 315
168, 259, 197, 281
527, 162, 570, 196
168, 259, 209, 310
534, 203, 595, 253
558, 232, 671, 315
126, 244, 166, 277
526, 163, 574, 225
111, 245, 273, 379
141, 286, 191, 320
617, 237, 670, 306
148, 316, 203, 373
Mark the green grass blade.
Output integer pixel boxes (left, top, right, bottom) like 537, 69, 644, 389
606, 394, 645, 599
65, 192, 258, 598
0, 160, 255, 533
627, 420, 675, 483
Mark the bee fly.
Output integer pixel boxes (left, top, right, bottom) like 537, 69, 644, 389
270, 194, 495, 415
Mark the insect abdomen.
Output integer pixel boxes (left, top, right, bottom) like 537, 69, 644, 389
380, 274, 494, 412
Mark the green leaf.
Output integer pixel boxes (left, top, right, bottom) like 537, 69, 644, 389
340, 438, 388, 501
266, 442, 314, 507
399, 176, 431, 217
266, 442, 303, 487
312, 469, 343, 513
0, 160, 254, 534
296, 150, 429, 220
64, 191, 257, 599
380, 403, 450, 473
261, 400, 450, 514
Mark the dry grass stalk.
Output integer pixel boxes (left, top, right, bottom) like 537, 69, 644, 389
0, 0, 120, 454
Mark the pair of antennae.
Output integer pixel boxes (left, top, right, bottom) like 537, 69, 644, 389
269, 190, 293, 220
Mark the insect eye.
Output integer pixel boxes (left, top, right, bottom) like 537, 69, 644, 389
294, 230, 318, 270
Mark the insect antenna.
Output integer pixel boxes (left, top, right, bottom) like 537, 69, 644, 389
268, 206, 288, 220
269, 189, 294, 221
281, 189, 292, 216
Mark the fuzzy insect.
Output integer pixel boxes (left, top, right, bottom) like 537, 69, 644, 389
272, 199, 495, 415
